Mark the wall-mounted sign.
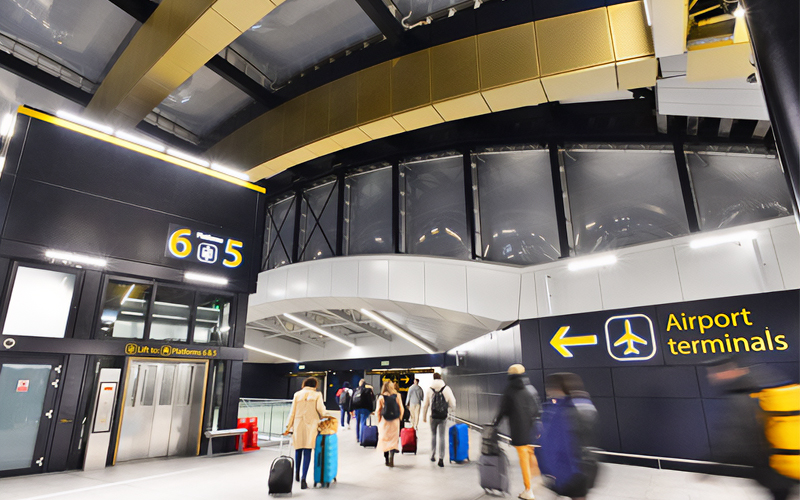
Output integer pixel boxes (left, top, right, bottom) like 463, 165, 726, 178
165, 224, 244, 269
92, 382, 117, 433
16, 379, 29, 392
380, 360, 390, 366
124, 342, 218, 358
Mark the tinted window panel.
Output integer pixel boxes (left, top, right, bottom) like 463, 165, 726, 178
345, 167, 393, 255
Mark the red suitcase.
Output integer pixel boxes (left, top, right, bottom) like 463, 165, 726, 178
400, 426, 417, 454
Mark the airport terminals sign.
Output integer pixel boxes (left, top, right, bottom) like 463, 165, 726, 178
165, 224, 244, 269
539, 290, 798, 368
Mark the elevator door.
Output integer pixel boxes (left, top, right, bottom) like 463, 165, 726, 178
116, 360, 206, 462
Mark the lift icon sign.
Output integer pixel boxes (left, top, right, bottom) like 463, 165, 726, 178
605, 314, 657, 361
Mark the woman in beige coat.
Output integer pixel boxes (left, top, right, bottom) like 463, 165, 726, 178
284, 378, 326, 489
376, 380, 405, 467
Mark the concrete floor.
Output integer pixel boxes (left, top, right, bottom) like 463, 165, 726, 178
1, 422, 794, 500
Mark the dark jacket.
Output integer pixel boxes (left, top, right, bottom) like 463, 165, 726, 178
493, 374, 542, 446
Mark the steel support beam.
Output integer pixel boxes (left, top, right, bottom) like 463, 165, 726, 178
354, 0, 406, 46
325, 310, 392, 341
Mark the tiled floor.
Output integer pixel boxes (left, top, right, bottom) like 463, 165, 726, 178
1, 423, 795, 500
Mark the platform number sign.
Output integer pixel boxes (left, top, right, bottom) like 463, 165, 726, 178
166, 224, 244, 269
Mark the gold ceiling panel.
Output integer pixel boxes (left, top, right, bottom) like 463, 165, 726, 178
430, 37, 480, 102
281, 95, 307, 152
329, 73, 359, 134
607, 1, 654, 61
184, 8, 240, 54
433, 93, 491, 121
617, 57, 657, 90
360, 117, 405, 140
304, 84, 331, 145
161, 36, 215, 75
391, 50, 432, 114
481, 79, 547, 112
212, 0, 275, 31
357, 61, 392, 125
478, 23, 539, 90
686, 43, 753, 82
329, 127, 371, 149
541, 63, 618, 101
535, 8, 614, 76
393, 106, 444, 132
306, 137, 341, 157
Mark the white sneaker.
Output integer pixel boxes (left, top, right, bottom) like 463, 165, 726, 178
518, 489, 535, 500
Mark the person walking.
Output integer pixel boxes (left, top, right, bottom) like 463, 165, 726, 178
405, 378, 424, 430
352, 378, 376, 442
421, 372, 456, 467
337, 381, 353, 429
284, 377, 326, 490
493, 364, 542, 500
377, 379, 405, 467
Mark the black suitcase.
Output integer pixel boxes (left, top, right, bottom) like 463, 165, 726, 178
269, 438, 294, 495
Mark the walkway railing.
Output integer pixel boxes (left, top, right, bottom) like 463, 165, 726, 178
238, 398, 292, 444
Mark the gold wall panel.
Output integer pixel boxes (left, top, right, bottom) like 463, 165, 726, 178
481, 79, 547, 112
391, 50, 432, 114
617, 57, 657, 90
357, 61, 392, 125
329, 73, 359, 134
535, 8, 614, 76
478, 23, 539, 90
541, 63, 618, 101
686, 43, 753, 82
360, 117, 405, 140
430, 37, 480, 102
260, 106, 285, 163
433, 93, 491, 121
608, 1, 654, 61
281, 95, 307, 152
304, 84, 331, 144
394, 106, 443, 131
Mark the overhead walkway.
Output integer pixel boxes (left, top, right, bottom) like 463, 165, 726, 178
0, 424, 782, 500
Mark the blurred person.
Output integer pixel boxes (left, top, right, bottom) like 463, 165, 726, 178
284, 377, 326, 490
705, 357, 799, 500
352, 378, 376, 442
537, 373, 598, 500
377, 379, 405, 466
493, 364, 543, 500
337, 381, 353, 429
422, 372, 456, 467
406, 378, 424, 429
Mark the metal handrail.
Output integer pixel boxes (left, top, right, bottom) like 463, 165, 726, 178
238, 398, 293, 443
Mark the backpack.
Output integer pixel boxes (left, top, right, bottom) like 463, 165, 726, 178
382, 394, 400, 420
352, 387, 363, 407
339, 389, 352, 411
431, 385, 449, 420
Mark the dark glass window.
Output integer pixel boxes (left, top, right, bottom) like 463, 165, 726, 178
99, 280, 152, 339
403, 154, 470, 259
194, 294, 231, 345
345, 166, 393, 255
264, 196, 296, 270
149, 286, 193, 342
298, 179, 339, 261
476, 149, 560, 264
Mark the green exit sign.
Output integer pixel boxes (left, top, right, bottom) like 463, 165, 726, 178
381, 361, 390, 367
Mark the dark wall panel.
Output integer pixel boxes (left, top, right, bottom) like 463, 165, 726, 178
611, 366, 701, 398
616, 398, 711, 460
47, 354, 86, 472
545, 367, 614, 398
591, 396, 621, 452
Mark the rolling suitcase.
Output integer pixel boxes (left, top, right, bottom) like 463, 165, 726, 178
268, 437, 294, 495
449, 422, 469, 463
400, 424, 417, 454
313, 433, 338, 488
479, 450, 510, 495
360, 417, 379, 448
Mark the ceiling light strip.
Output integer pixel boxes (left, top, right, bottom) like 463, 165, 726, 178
16, 106, 265, 194
244, 344, 299, 363
359, 309, 436, 354
689, 230, 756, 249
567, 254, 618, 272
45, 249, 107, 267
184, 272, 228, 286
283, 313, 355, 348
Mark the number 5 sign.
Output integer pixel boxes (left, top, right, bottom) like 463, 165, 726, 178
166, 224, 244, 269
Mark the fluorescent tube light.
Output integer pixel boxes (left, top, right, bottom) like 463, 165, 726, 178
283, 313, 355, 348
360, 309, 436, 354
120, 284, 135, 305
45, 249, 107, 267
115, 130, 166, 152
166, 148, 210, 167
1, 114, 15, 137
567, 254, 617, 271
56, 110, 114, 135
211, 163, 249, 181
184, 272, 228, 286
689, 231, 757, 249
244, 344, 298, 363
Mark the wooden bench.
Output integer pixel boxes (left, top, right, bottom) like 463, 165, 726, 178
204, 428, 248, 456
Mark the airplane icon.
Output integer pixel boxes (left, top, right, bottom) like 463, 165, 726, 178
613, 320, 648, 355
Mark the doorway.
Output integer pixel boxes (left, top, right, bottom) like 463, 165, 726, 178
115, 359, 207, 462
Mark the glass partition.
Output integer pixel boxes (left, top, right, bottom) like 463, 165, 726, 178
298, 179, 339, 261
403, 154, 470, 259
564, 148, 689, 254
98, 280, 152, 339
149, 286, 192, 342
686, 150, 793, 230
345, 166, 393, 255
3, 267, 76, 338
0, 363, 51, 471
194, 294, 232, 345
475, 149, 560, 264
264, 196, 296, 270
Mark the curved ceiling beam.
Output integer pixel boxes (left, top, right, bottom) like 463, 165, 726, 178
86, 0, 279, 127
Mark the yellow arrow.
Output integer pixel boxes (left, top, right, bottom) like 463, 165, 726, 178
550, 326, 598, 358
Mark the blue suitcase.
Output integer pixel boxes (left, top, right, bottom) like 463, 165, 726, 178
360, 417, 379, 448
314, 434, 338, 487
449, 423, 469, 463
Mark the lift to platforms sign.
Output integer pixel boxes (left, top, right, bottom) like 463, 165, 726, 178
538, 290, 798, 368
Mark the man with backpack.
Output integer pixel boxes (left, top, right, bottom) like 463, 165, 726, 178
422, 372, 456, 467
337, 381, 353, 429
351, 378, 376, 442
